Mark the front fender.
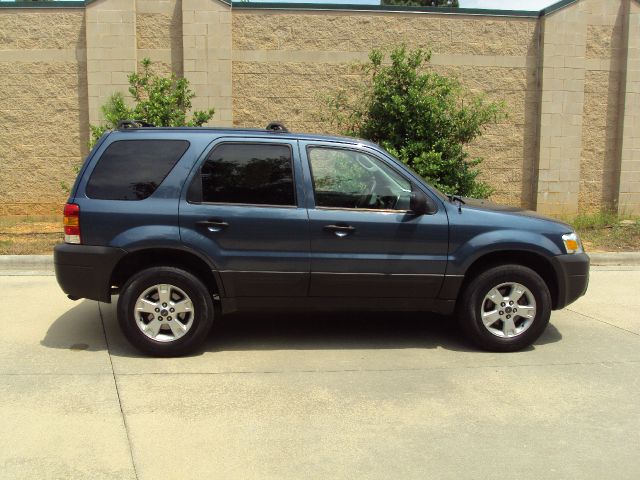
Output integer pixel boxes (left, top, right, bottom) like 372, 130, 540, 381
448, 229, 564, 276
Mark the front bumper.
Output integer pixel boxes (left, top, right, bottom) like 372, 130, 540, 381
551, 252, 590, 309
54, 244, 127, 303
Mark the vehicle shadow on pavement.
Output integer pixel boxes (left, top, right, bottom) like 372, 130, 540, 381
201, 312, 563, 354
208, 312, 473, 353
40, 300, 107, 352
40, 301, 563, 357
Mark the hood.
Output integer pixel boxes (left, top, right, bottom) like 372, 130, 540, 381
459, 197, 573, 229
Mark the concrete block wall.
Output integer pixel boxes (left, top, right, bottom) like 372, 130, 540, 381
86, 0, 232, 128
136, 0, 184, 77
619, 0, 640, 214
0, 0, 639, 216
85, 0, 137, 126
577, 0, 627, 214
0, 7, 87, 215
231, 11, 540, 208
182, 0, 233, 126
536, 1, 588, 216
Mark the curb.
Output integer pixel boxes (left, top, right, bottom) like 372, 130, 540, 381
588, 252, 640, 266
0, 255, 54, 270
0, 255, 54, 275
1, 252, 639, 271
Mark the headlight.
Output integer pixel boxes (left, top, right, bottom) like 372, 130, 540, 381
562, 232, 583, 254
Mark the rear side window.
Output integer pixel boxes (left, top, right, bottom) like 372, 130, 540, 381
86, 140, 189, 200
193, 143, 295, 206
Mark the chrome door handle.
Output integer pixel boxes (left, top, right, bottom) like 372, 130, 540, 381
196, 219, 229, 232
323, 224, 355, 237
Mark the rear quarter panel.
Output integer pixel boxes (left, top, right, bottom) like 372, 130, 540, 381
73, 131, 212, 248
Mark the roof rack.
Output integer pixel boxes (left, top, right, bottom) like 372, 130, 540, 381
117, 120, 155, 129
266, 121, 289, 133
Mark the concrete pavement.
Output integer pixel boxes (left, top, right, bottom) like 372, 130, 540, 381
1, 268, 639, 479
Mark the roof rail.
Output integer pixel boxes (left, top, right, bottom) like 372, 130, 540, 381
117, 120, 155, 129
266, 121, 289, 133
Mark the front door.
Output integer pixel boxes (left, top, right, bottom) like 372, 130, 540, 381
301, 143, 449, 298
180, 138, 309, 297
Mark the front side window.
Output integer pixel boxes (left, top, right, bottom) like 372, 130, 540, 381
197, 143, 295, 206
308, 147, 412, 210
87, 140, 189, 200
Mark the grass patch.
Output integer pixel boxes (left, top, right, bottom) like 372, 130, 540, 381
565, 212, 640, 253
0, 234, 63, 255
0, 215, 59, 229
0, 216, 63, 254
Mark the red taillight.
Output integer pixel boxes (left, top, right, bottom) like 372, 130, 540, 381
63, 203, 81, 244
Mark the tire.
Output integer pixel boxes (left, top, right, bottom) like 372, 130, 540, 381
458, 264, 551, 352
117, 266, 214, 357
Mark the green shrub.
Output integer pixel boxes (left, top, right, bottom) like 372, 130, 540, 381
89, 58, 214, 147
328, 46, 503, 198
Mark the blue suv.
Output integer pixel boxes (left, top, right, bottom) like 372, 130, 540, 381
54, 122, 589, 356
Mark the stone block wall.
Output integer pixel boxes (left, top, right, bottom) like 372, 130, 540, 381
619, 0, 640, 214
136, 0, 184, 76
0, 0, 639, 216
182, 0, 233, 126
535, 0, 588, 216
232, 11, 540, 208
579, 0, 627, 214
0, 8, 87, 215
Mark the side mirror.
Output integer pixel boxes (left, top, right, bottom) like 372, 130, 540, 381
410, 190, 429, 215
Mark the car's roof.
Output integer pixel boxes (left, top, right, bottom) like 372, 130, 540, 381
113, 126, 380, 149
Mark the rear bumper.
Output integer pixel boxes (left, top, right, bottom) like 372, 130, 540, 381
551, 252, 590, 310
54, 244, 126, 303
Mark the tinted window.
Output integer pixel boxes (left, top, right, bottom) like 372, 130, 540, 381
198, 143, 295, 206
309, 147, 412, 210
86, 140, 189, 200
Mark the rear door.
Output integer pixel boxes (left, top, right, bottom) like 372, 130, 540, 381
300, 142, 449, 298
179, 137, 310, 297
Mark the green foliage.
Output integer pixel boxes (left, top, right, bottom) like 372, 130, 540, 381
381, 0, 459, 7
89, 58, 214, 147
565, 212, 640, 252
567, 211, 637, 230
328, 46, 502, 198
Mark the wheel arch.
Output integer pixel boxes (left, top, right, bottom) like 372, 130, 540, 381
458, 250, 560, 309
110, 247, 222, 296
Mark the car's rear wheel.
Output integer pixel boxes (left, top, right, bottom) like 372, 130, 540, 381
117, 266, 214, 357
458, 264, 551, 352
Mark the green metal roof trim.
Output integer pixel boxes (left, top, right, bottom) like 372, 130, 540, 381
233, 0, 636, 17
4, 0, 631, 16
232, 2, 540, 17
540, 0, 578, 16
87, 0, 233, 4
0, 1, 84, 8
0, 0, 231, 7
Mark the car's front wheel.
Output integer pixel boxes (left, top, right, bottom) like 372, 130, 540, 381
458, 264, 551, 352
117, 266, 214, 357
